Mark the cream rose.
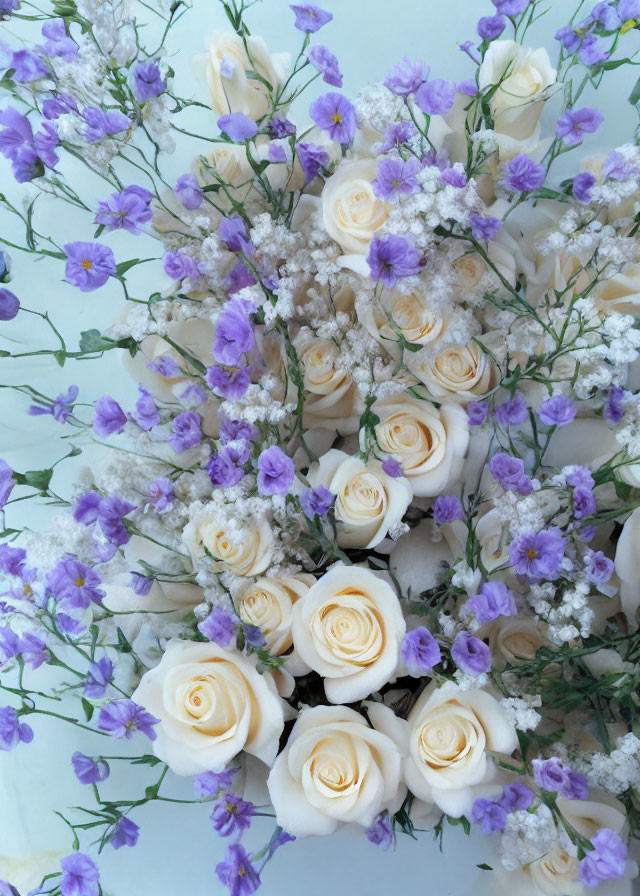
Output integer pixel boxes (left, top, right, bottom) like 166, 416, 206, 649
131, 639, 284, 775
307, 449, 412, 548
183, 506, 274, 577
236, 573, 315, 656
291, 563, 406, 703
356, 287, 447, 358
267, 704, 405, 836
373, 395, 469, 497
205, 32, 289, 119
484, 615, 550, 667
404, 680, 518, 816
321, 159, 389, 254
478, 41, 557, 139
409, 341, 496, 403
297, 336, 361, 434
591, 263, 640, 316
614, 507, 640, 631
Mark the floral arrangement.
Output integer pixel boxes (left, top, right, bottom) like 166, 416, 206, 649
2, 0, 640, 893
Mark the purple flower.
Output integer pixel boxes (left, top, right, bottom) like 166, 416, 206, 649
0, 0, 19, 14
214, 296, 256, 366
169, 410, 202, 453
401, 627, 441, 675
59, 853, 99, 896
28, 384, 78, 423
538, 394, 576, 426
365, 811, 394, 849
467, 401, 489, 425
147, 477, 174, 513
208, 442, 249, 488
379, 121, 417, 153
220, 418, 257, 444
563, 768, 589, 800
93, 395, 126, 438
441, 165, 467, 187
64, 241, 116, 292
178, 382, 207, 407
216, 844, 261, 896
308, 45, 342, 87
0, 459, 14, 509
133, 59, 166, 101
573, 485, 597, 519
296, 142, 329, 183
270, 116, 296, 138
131, 573, 153, 595
82, 107, 130, 143
488, 452, 532, 495
10, 48, 48, 82
217, 113, 258, 142
556, 107, 603, 146
175, 173, 203, 209
470, 798, 507, 834
0, 288, 19, 320
95, 186, 152, 235
300, 485, 334, 517
199, 607, 236, 646
572, 170, 596, 203
478, 14, 506, 40
498, 781, 534, 811
243, 622, 266, 648
163, 250, 200, 282
367, 235, 422, 287
132, 385, 160, 431
469, 214, 503, 241
206, 365, 251, 400
41, 19, 77, 59
97, 496, 136, 547
373, 157, 421, 201
98, 699, 158, 740
42, 93, 77, 120
382, 458, 404, 478
495, 392, 528, 426
465, 581, 517, 625
211, 793, 255, 837
0, 544, 25, 576
493, 0, 529, 13
451, 631, 491, 674
194, 767, 237, 799
291, 4, 332, 31
219, 215, 253, 255
84, 657, 113, 699
109, 816, 140, 849
74, 491, 102, 525
433, 495, 464, 524
309, 92, 356, 144
47, 557, 104, 609
585, 549, 614, 585
72, 752, 110, 785
257, 445, 294, 496
533, 756, 565, 791
384, 58, 429, 96
502, 154, 546, 192
510, 528, 565, 580
33, 120, 60, 168
579, 34, 610, 66
579, 829, 628, 887
0, 706, 33, 751
565, 466, 594, 489
415, 78, 456, 115
604, 386, 627, 422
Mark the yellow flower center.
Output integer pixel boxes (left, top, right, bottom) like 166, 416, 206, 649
81, 259, 93, 270
74, 578, 85, 587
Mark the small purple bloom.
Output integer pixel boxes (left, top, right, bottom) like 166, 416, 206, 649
175, 173, 203, 209
604, 386, 627, 422
28, 384, 78, 423
219, 215, 253, 255
208, 446, 246, 488
585, 549, 614, 585
97, 495, 136, 547
33, 120, 60, 168
0, 459, 14, 509
373, 157, 421, 201
478, 14, 506, 40
309, 92, 356, 144
488, 452, 532, 495
296, 142, 329, 183
565, 466, 595, 489
308, 45, 342, 87
243, 622, 266, 649
382, 458, 404, 478
98, 699, 158, 740
0, 288, 19, 320
109, 816, 140, 849
93, 395, 127, 438
538, 394, 576, 427
300, 485, 334, 517
206, 365, 251, 400
95, 186, 152, 235
211, 793, 255, 837
532, 756, 565, 791
214, 296, 256, 366
133, 59, 166, 102
579, 34, 610, 66
10, 48, 48, 82
573, 485, 597, 520
502, 154, 546, 192
42, 93, 78, 120
495, 392, 528, 426
59, 853, 99, 896
384, 58, 429, 96
257, 445, 294, 496
433, 495, 464, 524
578, 829, 628, 887
0, 544, 25, 576
509, 528, 565, 580
451, 631, 491, 674
415, 78, 456, 115
41, 19, 77, 59
74, 491, 102, 525
401, 627, 441, 675
0, 706, 33, 751
367, 234, 422, 287
132, 385, 160, 431
493, 0, 529, 13
199, 607, 236, 646
469, 214, 503, 241
556, 107, 603, 146
470, 798, 507, 834
441, 165, 467, 187
195, 767, 237, 799
147, 477, 174, 513
498, 781, 534, 812
217, 113, 258, 142
64, 241, 116, 292
71, 751, 110, 785
82, 107, 130, 143
163, 250, 200, 282
572, 170, 596, 203
365, 811, 394, 849
270, 117, 296, 138
467, 401, 489, 425
131, 573, 153, 595
220, 418, 257, 444
169, 410, 202, 453
464, 581, 517, 625
84, 657, 113, 700
215, 844, 261, 896
47, 557, 104, 609
290, 4, 332, 31
379, 121, 417, 153
562, 768, 589, 800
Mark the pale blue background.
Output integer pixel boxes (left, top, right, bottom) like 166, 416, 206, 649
1, 0, 639, 892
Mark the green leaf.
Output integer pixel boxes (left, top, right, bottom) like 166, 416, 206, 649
116, 627, 133, 654
54, 350, 67, 367
477, 863, 493, 871
13, 469, 53, 491
81, 698, 94, 722
629, 75, 640, 106
130, 754, 163, 766
79, 329, 113, 352
446, 814, 471, 835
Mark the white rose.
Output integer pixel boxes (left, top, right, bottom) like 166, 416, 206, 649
183, 506, 274, 577
0, 852, 65, 894
291, 563, 406, 703
131, 639, 284, 775
373, 395, 469, 497
267, 704, 405, 836
236, 573, 315, 656
355, 287, 446, 358
404, 680, 518, 816
205, 32, 290, 119
478, 41, 557, 140
614, 507, 640, 630
483, 615, 550, 667
198, 143, 254, 187
297, 335, 361, 434
389, 519, 455, 599
308, 449, 412, 548
321, 159, 389, 254
591, 264, 640, 316
409, 341, 496, 403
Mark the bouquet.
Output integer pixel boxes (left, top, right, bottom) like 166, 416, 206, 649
1, 0, 640, 893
